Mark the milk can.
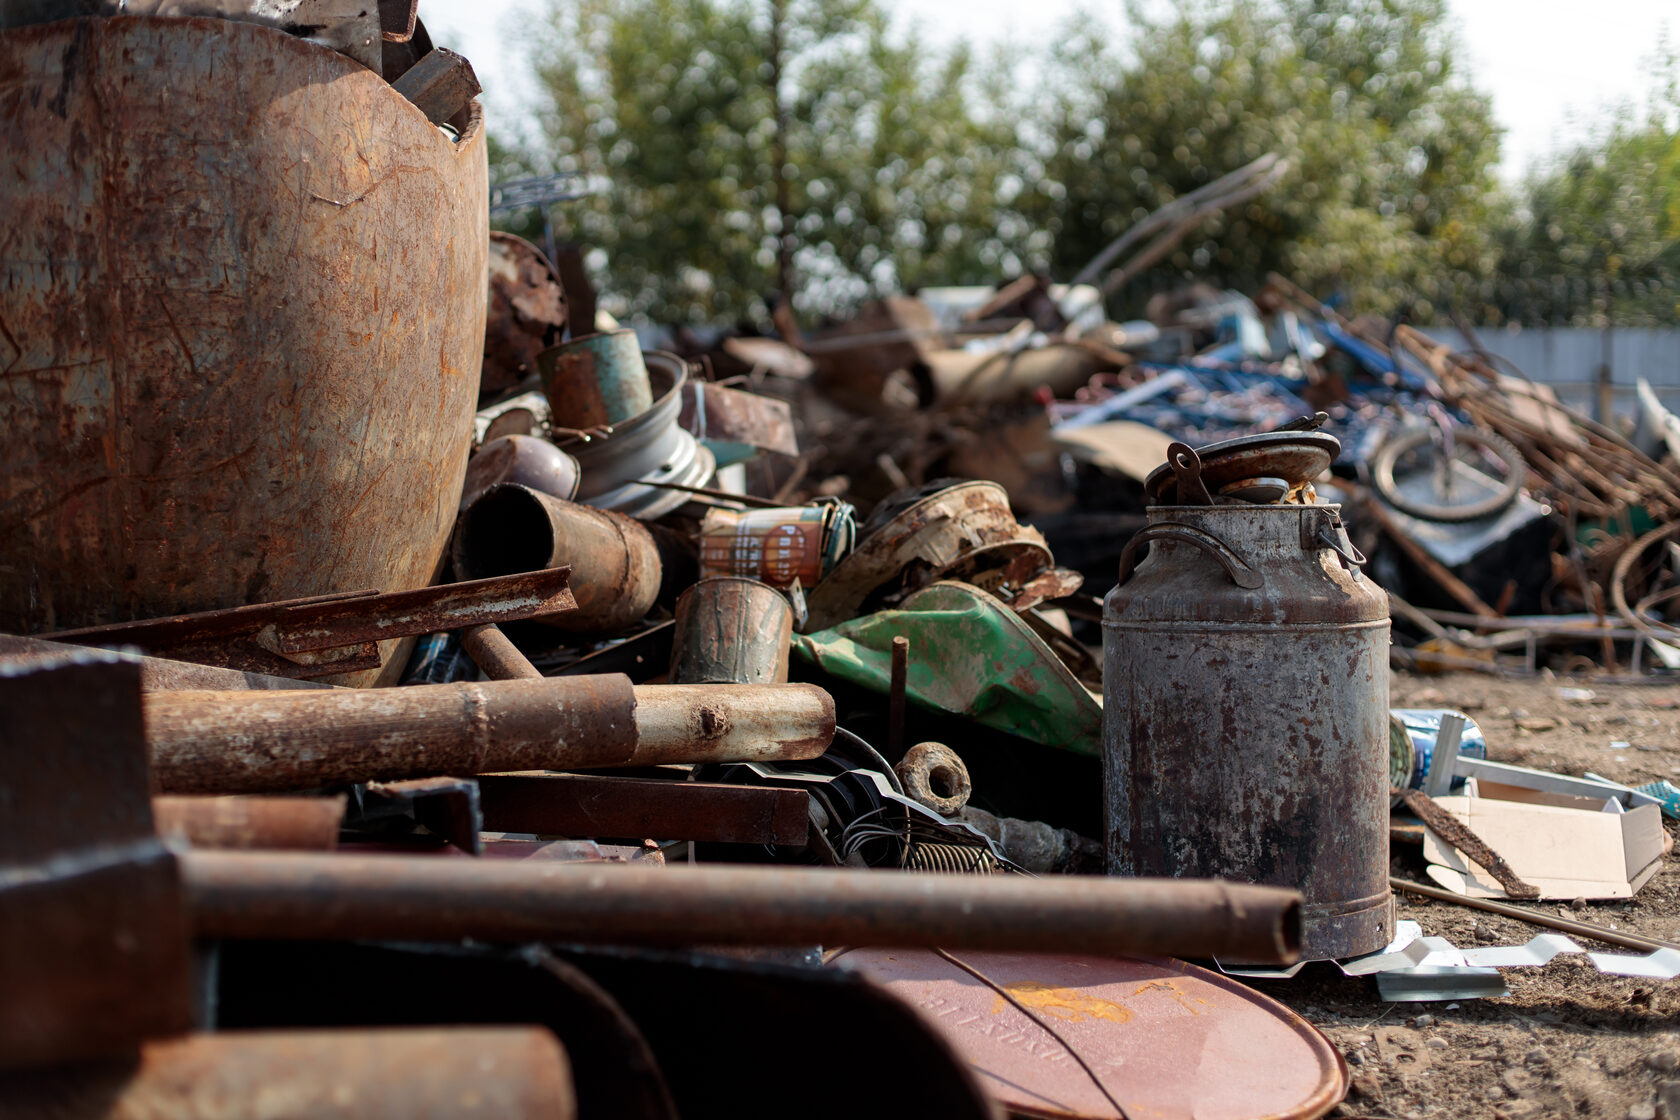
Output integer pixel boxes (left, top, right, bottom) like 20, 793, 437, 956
1103, 434, 1394, 961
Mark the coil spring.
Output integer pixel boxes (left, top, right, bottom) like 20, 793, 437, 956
904, 842, 1001, 875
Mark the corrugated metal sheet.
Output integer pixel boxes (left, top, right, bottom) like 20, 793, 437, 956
1423, 328, 1680, 416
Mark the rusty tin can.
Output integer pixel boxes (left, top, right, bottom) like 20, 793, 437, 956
1102, 503, 1393, 961
698, 503, 852, 589
670, 577, 793, 685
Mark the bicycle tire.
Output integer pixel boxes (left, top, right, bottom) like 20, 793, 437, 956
1372, 427, 1526, 522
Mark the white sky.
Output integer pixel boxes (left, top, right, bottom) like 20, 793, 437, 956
424, 0, 1676, 182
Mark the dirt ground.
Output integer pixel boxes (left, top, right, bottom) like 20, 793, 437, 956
1267, 669, 1680, 1120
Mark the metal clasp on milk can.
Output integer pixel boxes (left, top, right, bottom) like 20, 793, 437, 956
1104, 430, 1395, 962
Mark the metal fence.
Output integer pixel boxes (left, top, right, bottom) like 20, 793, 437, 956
1422, 327, 1680, 419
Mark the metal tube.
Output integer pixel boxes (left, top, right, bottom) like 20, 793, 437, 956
146, 676, 638, 793
452, 483, 661, 634
631, 683, 834, 764
145, 678, 835, 793
888, 635, 909, 758
182, 851, 1302, 963
1390, 876, 1680, 953
0, 1028, 575, 1120
153, 795, 345, 851
460, 622, 544, 680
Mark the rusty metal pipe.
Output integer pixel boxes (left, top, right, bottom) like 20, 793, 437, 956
631, 683, 834, 763
0, 1028, 575, 1119
182, 852, 1302, 963
144, 678, 834, 793
453, 483, 660, 633
460, 622, 544, 680
153, 795, 345, 851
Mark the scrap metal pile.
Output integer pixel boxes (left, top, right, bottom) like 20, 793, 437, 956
5, 8, 1679, 1117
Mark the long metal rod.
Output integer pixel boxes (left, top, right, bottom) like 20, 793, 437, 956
1391, 876, 1680, 953
184, 852, 1303, 964
460, 623, 544, 680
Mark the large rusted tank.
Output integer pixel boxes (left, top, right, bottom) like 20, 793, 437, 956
1102, 502, 1394, 961
0, 17, 487, 683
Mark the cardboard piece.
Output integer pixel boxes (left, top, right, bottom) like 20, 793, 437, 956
1423, 793, 1666, 901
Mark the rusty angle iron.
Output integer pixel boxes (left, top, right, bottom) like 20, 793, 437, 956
43, 567, 576, 680
839, 948, 1347, 1120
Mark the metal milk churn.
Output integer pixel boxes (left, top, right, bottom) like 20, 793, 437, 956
1102, 431, 1394, 961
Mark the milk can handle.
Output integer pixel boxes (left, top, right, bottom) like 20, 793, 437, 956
1115, 522, 1264, 589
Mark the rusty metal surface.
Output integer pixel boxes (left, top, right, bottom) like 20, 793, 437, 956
678, 380, 801, 457
154, 794, 345, 851
360, 776, 484, 854
1144, 432, 1340, 505
453, 485, 661, 634
478, 773, 810, 845
1104, 503, 1394, 960
669, 577, 792, 685
183, 852, 1302, 961
461, 435, 581, 510
0, 1028, 576, 1119
0, 18, 486, 685
47, 567, 575, 679
542, 329, 655, 429
0, 652, 193, 1071
0, 633, 334, 691
147, 674, 639, 794
841, 948, 1347, 1120
461, 622, 545, 680
631, 683, 834, 764
805, 481, 1061, 631
482, 232, 567, 395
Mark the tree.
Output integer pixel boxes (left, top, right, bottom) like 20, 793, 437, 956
1492, 67, 1680, 327
512, 0, 1022, 326
1020, 0, 1506, 321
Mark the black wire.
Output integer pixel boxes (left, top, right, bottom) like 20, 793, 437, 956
832, 725, 905, 795
932, 948, 1130, 1120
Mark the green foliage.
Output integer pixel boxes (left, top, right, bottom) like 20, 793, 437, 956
1021, 0, 1505, 321
1492, 71, 1680, 326
515, 0, 1021, 325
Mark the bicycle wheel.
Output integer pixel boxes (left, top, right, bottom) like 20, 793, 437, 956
1372, 427, 1526, 522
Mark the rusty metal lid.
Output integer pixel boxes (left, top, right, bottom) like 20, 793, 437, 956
839, 948, 1346, 1120
1145, 431, 1340, 506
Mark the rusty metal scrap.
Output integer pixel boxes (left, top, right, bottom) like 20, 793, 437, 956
44, 567, 576, 680
453, 485, 661, 634
153, 794, 346, 851
0, 652, 193, 1072
1395, 787, 1540, 899
0, 18, 485, 688
144, 677, 835, 793
478, 773, 811, 846
482, 233, 569, 396
0, 1028, 577, 1120
182, 851, 1303, 963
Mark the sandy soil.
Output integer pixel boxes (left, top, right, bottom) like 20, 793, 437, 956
1274, 670, 1680, 1120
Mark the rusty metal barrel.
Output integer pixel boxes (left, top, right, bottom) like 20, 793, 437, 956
0, 17, 488, 685
1102, 502, 1393, 960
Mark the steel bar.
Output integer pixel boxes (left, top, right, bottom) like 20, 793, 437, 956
0, 1028, 576, 1120
145, 678, 834, 793
888, 635, 909, 759
1391, 877, 1680, 953
42, 568, 576, 680
478, 773, 811, 845
153, 795, 345, 851
0, 633, 334, 691
461, 622, 545, 680
183, 852, 1303, 963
